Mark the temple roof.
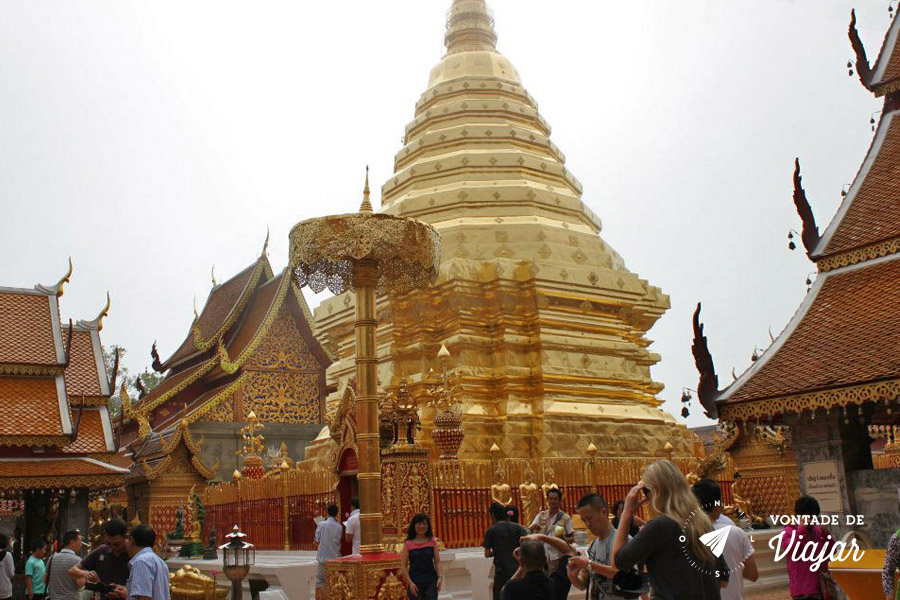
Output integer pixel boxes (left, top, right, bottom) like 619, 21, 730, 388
162, 255, 273, 370
63, 325, 111, 399
0, 375, 70, 440
709, 13, 900, 423
62, 408, 115, 454
814, 111, 900, 261
721, 255, 900, 407
0, 288, 64, 366
131, 262, 329, 436
871, 10, 900, 95
0, 457, 127, 490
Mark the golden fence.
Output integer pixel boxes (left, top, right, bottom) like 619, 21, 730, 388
204, 457, 735, 551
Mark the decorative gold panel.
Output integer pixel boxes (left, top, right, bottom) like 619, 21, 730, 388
243, 371, 319, 424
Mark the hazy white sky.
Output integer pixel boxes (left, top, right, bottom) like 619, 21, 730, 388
0, 0, 889, 427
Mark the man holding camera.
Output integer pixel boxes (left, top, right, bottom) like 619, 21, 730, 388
69, 519, 130, 598
111, 525, 170, 600
46, 531, 85, 600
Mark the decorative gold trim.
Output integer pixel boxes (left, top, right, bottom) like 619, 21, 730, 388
121, 383, 151, 440
142, 455, 173, 481
184, 373, 246, 425
875, 78, 900, 98
136, 358, 217, 415
0, 474, 123, 490
719, 377, 900, 421
817, 236, 900, 271
0, 435, 70, 447
191, 455, 219, 480
0, 363, 63, 376
219, 270, 292, 371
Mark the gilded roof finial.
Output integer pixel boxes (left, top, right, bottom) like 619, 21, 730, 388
261, 226, 270, 258
445, 0, 498, 55
193, 296, 199, 321
37, 257, 74, 297
360, 166, 373, 214
95, 292, 111, 331
211, 264, 217, 287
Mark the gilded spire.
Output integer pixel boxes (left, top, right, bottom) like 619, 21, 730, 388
359, 166, 373, 214
445, 0, 498, 55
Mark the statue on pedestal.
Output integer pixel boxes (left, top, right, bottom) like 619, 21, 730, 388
88, 507, 106, 550
540, 465, 559, 504
202, 526, 218, 561
491, 469, 512, 507
519, 468, 542, 526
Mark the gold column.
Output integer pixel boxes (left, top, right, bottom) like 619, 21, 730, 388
354, 259, 383, 553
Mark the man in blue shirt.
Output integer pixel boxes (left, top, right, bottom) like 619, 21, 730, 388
112, 525, 169, 600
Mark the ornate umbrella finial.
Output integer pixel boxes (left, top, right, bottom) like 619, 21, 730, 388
360, 166, 373, 214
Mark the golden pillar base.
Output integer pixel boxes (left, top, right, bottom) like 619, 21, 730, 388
381, 443, 432, 551
325, 553, 405, 600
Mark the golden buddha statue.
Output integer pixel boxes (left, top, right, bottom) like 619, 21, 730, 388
540, 466, 560, 502
169, 565, 228, 600
491, 469, 512, 506
89, 508, 106, 549
519, 468, 542, 526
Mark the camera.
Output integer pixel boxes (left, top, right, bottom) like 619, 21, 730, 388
84, 581, 114, 594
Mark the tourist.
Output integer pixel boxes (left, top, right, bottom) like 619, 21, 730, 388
314, 504, 343, 599
611, 460, 729, 599
344, 497, 361, 555
692, 478, 758, 599
498, 539, 552, 600
882, 522, 900, 600
484, 502, 528, 600
111, 524, 170, 600
566, 493, 627, 598
0, 533, 13, 600
47, 530, 85, 600
25, 539, 48, 600
611, 500, 644, 537
69, 518, 130, 594
528, 487, 574, 600
400, 513, 443, 600
784, 495, 832, 600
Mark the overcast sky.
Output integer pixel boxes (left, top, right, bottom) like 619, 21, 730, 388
0, 1, 889, 428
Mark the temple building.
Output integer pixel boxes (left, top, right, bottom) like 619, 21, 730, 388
121, 241, 332, 480
314, 0, 696, 462
694, 8, 900, 544
0, 262, 127, 556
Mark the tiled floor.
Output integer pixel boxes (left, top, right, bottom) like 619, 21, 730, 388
746, 585, 792, 599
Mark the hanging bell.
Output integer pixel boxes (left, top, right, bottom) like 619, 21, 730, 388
847, 60, 853, 68
789, 241, 796, 251
788, 231, 794, 239
751, 349, 759, 362
681, 390, 691, 404
681, 406, 690, 418
805, 276, 812, 286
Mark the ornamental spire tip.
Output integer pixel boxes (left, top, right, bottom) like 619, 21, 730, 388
360, 165, 373, 214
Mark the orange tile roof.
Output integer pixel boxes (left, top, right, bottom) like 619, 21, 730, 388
63, 328, 105, 398
62, 408, 110, 454
873, 15, 900, 89
0, 291, 60, 365
0, 458, 125, 478
821, 115, 900, 257
0, 376, 65, 437
725, 257, 900, 403
164, 260, 262, 368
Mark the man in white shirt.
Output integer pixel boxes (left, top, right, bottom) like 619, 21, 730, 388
314, 505, 344, 600
344, 497, 361, 555
692, 479, 758, 600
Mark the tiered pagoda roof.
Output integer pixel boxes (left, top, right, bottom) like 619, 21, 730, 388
124, 242, 331, 447
0, 263, 127, 490
697, 10, 900, 423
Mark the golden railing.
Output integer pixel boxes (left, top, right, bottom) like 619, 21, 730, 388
205, 469, 338, 551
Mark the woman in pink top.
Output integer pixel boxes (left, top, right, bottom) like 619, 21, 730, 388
784, 496, 832, 600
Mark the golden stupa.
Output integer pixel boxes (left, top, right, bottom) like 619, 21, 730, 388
314, 0, 694, 460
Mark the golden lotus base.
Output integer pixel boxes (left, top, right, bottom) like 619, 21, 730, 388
325, 553, 405, 600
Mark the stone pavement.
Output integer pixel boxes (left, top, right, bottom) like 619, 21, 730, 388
746, 585, 792, 599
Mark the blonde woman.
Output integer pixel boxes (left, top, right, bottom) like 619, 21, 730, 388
611, 460, 729, 599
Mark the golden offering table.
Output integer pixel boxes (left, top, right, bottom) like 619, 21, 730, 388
829, 549, 895, 600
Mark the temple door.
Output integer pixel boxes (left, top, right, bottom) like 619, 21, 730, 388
337, 449, 358, 556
